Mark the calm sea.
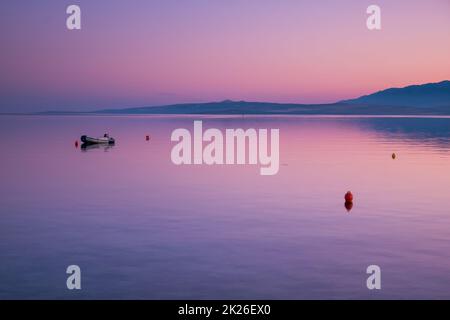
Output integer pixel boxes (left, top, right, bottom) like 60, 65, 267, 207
0, 115, 449, 299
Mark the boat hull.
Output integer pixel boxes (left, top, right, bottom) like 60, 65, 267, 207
80, 135, 115, 145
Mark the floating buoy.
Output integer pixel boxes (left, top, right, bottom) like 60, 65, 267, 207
75, 140, 79, 148
345, 201, 353, 212
146, 135, 150, 141
392, 153, 396, 159
345, 191, 353, 202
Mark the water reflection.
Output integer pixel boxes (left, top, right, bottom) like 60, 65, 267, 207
0, 115, 450, 299
80, 143, 115, 152
344, 201, 353, 212
354, 117, 450, 149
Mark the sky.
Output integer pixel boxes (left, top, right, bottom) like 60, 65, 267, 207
0, 0, 449, 112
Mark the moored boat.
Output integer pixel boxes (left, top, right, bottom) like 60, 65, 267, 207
81, 134, 115, 145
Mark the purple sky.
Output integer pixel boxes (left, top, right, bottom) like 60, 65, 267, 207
0, 0, 449, 112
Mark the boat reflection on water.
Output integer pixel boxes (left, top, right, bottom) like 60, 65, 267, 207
80, 143, 115, 152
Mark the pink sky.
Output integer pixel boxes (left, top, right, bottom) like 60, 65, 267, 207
0, 0, 449, 112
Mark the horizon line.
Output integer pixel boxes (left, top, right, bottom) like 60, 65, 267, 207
1, 79, 449, 115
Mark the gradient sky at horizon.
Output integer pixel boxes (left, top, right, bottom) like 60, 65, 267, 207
0, 0, 449, 112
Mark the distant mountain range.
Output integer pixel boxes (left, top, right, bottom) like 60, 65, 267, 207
43, 80, 450, 115
340, 80, 450, 108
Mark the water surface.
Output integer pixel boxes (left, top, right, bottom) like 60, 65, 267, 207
0, 115, 449, 299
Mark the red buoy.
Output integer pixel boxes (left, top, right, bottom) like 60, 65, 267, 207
75, 140, 79, 148
146, 135, 150, 141
345, 191, 353, 202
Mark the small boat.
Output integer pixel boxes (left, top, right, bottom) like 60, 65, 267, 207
81, 134, 115, 145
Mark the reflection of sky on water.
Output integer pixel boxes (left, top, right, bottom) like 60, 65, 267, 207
0, 115, 449, 299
